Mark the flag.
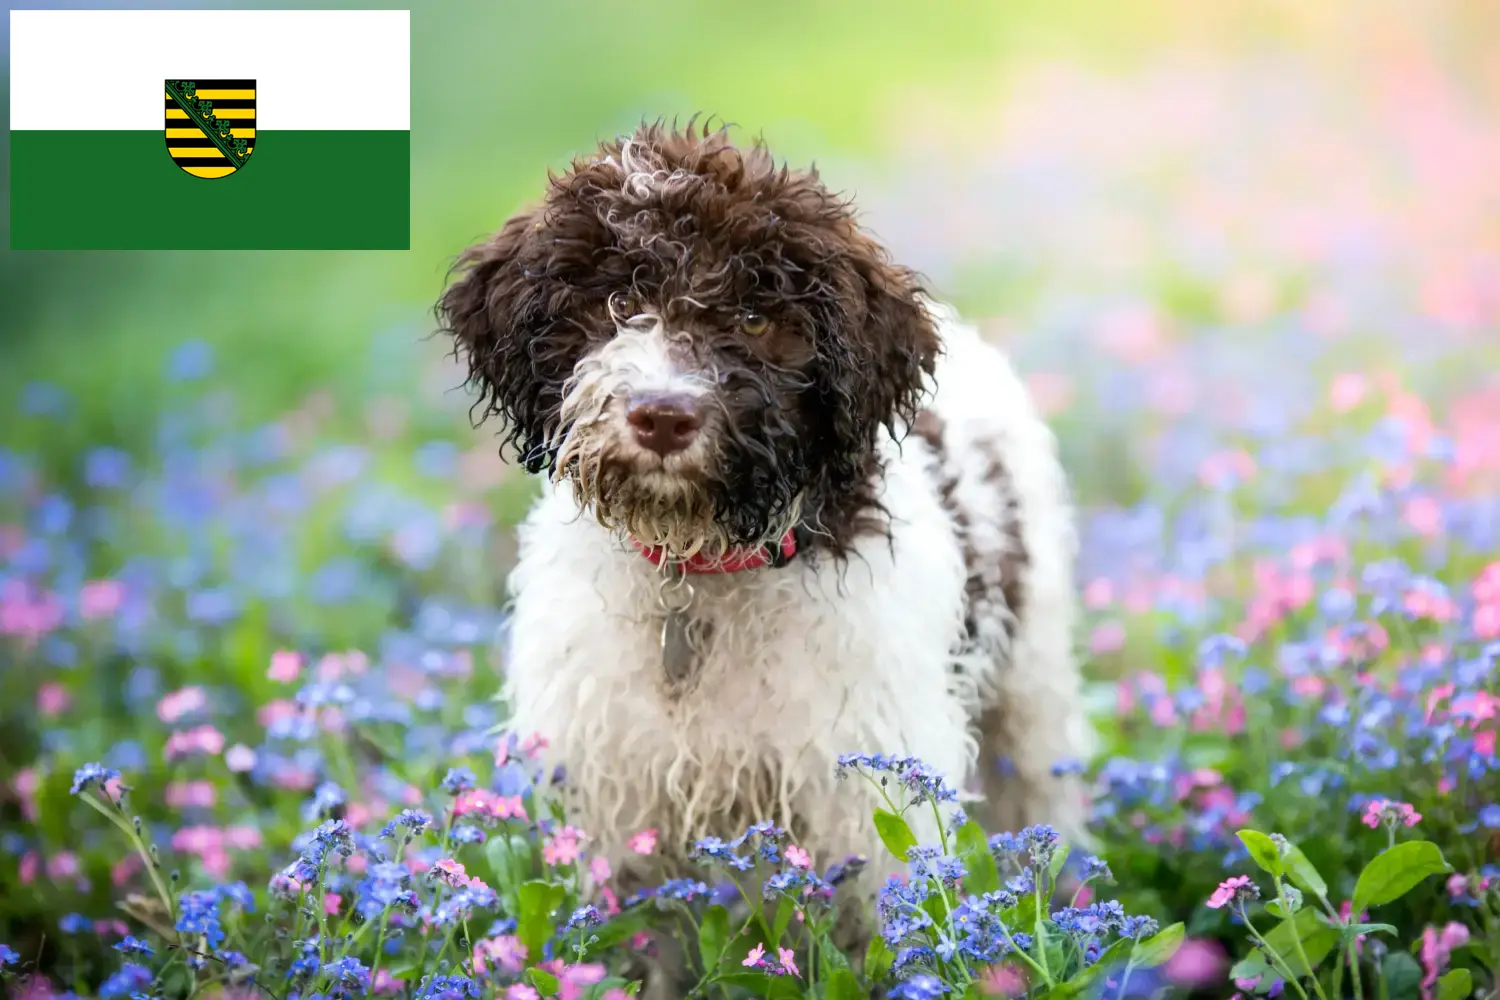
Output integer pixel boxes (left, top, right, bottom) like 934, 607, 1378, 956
9, 9, 410, 250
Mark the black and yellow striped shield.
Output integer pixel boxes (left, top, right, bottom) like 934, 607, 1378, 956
164, 79, 256, 179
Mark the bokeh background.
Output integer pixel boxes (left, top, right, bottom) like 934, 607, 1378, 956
4, 0, 1500, 973
4, 0, 1496, 520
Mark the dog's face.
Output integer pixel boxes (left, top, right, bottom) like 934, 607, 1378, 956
438, 122, 939, 558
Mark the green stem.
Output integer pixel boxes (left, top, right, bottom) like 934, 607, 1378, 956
367, 838, 408, 982
1113, 958, 1137, 1000
1032, 871, 1052, 984
1275, 877, 1332, 1000
996, 922, 1053, 988
82, 792, 178, 930
1348, 933, 1366, 1000
1238, 901, 1312, 1000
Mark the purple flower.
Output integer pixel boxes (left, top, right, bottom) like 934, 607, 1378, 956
440, 767, 476, 795
0, 943, 20, 966
70, 762, 120, 795
114, 936, 155, 956
889, 973, 950, 1000
98, 963, 153, 998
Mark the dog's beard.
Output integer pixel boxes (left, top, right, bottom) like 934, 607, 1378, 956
549, 326, 806, 558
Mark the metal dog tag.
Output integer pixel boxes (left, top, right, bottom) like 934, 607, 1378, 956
657, 568, 698, 684
660, 608, 697, 684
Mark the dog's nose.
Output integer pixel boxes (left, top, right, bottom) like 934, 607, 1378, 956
626, 395, 702, 455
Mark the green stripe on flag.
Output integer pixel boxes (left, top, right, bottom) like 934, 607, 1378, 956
10, 130, 409, 250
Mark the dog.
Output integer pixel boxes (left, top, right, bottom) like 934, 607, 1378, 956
437, 121, 1088, 895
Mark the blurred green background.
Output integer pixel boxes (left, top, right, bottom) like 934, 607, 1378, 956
3, 0, 1498, 508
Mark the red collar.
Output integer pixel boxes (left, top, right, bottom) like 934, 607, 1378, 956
632, 530, 798, 574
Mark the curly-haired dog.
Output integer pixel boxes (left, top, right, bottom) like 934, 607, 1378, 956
438, 122, 1088, 890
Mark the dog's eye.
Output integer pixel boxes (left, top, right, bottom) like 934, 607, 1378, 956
608, 291, 638, 320
739, 312, 770, 336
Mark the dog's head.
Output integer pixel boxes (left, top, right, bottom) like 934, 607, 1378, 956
438, 121, 939, 558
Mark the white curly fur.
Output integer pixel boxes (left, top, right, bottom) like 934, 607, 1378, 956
500, 300, 1088, 883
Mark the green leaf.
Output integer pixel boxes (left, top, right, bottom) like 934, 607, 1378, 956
517, 880, 566, 966
712, 972, 802, 999
1060, 938, 1133, 994
1229, 951, 1270, 983
1047, 842, 1072, 882
770, 894, 799, 945
1282, 843, 1328, 898
1435, 969, 1472, 1000
1266, 898, 1298, 919
1345, 922, 1398, 937
955, 821, 999, 895
699, 905, 730, 971
1351, 841, 1451, 912
1237, 830, 1285, 876
1131, 922, 1184, 968
586, 910, 649, 953
828, 968, 863, 1000
865, 935, 894, 982
1382, 951, 1423, 1000
525, 967, 560, 996
1263, 907, 1339, 978
873, 808, 918, 862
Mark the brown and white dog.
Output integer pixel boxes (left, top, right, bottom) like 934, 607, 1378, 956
438, 121, 1088, 890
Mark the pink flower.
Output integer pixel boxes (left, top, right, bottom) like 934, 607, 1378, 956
742, 943, 765, 968
519, 732, 550, 758
112, 854, 143, 887
224, 826, 262, 850
12, 768, 39, 822
267, 650, 303, 683
1206, 874, 1254, 909
93, 918, 128, 938
978, 964, 1028, 997
37, 682, 70, 717
164, 724, 225, 760
225, 743, 257, 773
474, 935, 527, 976
558, 963, 605, 1000
79, 579, 125, 619
1329, 373, 1368, 413
47, 852, 79, 879
1090, 620, 1127, 655
1362, 799, 1421, 829
431, 858, 468, 886
372, 970, 401, 995
494, 737, 510, 767
156, 686, 208, 724
543, 826, 584, 866
505, 987, 540, 1000
1476, 730, 1496, 757
1164, 938, 1228, 987
1403, 496, 1443, 537
165, 780, 217, 809
324, 893, 342, 915
1446, 873, 1470, 898
19, 850, 39, 885
777, 948, 800, 978
589, 855, 612, 883
1083, 577, 1114, 609
628, 828, 658, 855
1420, 922, 1471, 997
785, 845, 811, 869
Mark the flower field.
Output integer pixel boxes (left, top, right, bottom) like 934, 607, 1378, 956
3, 18, 1500, 1000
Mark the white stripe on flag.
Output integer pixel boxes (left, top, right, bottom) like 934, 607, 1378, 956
9, 9, 410, 132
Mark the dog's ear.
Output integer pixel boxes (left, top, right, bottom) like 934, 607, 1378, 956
437, 197, 608, 474
801, 228, 941, 502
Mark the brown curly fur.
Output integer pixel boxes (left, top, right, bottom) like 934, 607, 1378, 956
435, 118, 941, 558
